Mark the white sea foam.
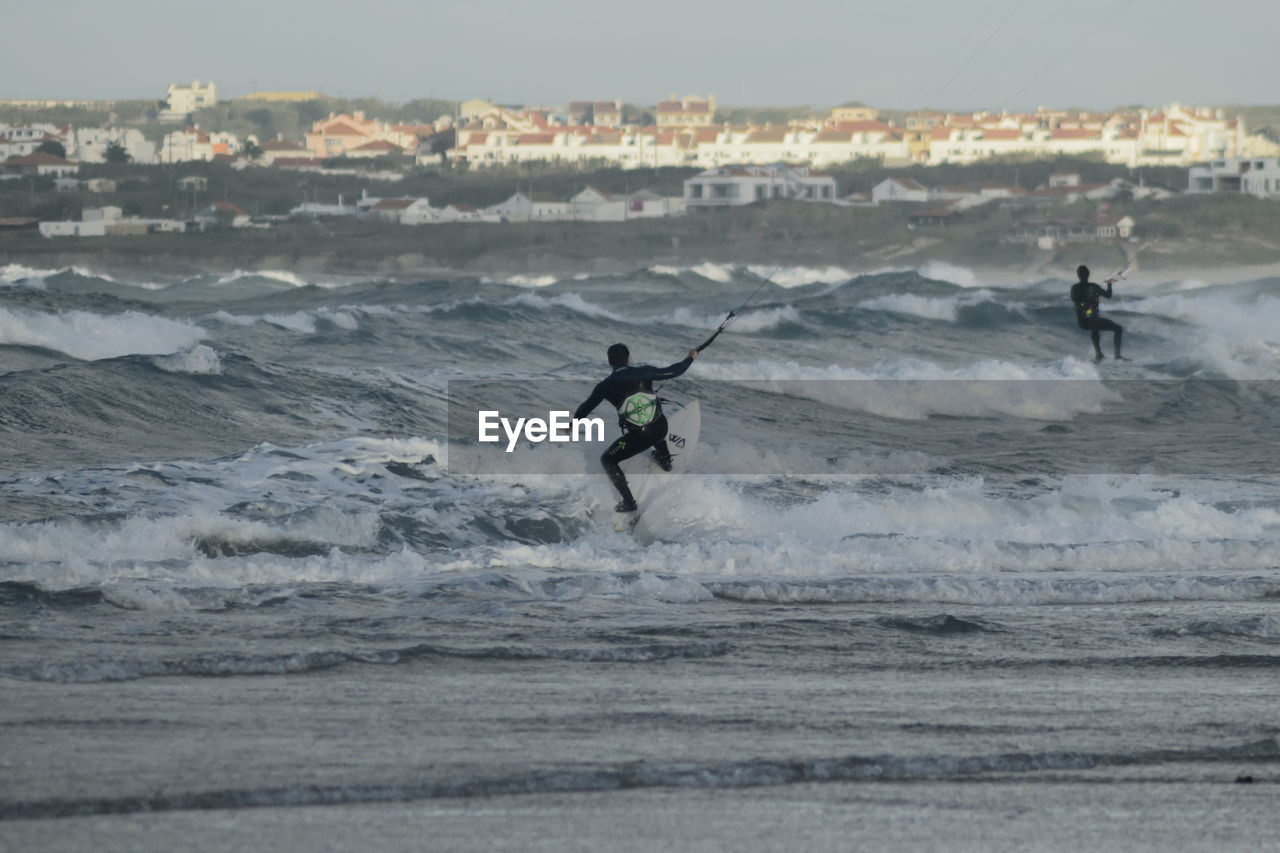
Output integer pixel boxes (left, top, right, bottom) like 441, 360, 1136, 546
694, 357, 1111, 419
1, 263, 55, 287
507, 292, 627, 322
918, 261, 980, 287
0, 308, 206, 359
207, 308, 360, 334
152, 344, 223, 375
214, 269, 310, 288
501, 274, 561, 288
858, 290, 1001, 322
664, 305, 801, 332
1127, 292, 1280, 345
745, 264, 855, 288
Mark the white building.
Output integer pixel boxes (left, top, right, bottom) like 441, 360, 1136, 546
485, 191, 571, 221
872, 178, 930, 204
40, 220, 106, 238
684, 164, 837, 211
568, 187, 683, 221
160, 126, 240, 162
68, 127, 156, 164
1188, 158, 1280, 199
195, 202, 250, 228
367, 197, 436, 224
160, 81, 218, 121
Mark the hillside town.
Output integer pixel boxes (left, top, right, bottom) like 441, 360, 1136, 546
2, 82, 1280, 243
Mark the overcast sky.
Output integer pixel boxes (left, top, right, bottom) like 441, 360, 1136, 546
3, 0, 1276, 112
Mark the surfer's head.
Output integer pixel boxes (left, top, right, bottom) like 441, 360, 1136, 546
1076, 265, 1090, 282
607, 343, 629, 367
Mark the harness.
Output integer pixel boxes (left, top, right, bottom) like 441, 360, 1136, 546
618, 391, 659, 428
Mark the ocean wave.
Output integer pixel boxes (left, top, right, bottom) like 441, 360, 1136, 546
858, 290, 1002, 323
208, 308, 359, 334
693, 357, 1112, 419
151, 344, 223, 375
744, 264, 855, 288
506, 292, 628, 322
664, 305, 802, 333
214, 269, 311, 288
0, 307, 206, 360
918, 261, 980, 287
4, 737, 1274, 818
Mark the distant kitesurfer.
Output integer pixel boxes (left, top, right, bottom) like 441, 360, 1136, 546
574, 343, 697, 512
1070, 264, 1124, 361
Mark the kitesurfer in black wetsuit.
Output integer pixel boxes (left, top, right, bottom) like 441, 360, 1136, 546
574, 343, 697, 512
1070, 264, 1124, 361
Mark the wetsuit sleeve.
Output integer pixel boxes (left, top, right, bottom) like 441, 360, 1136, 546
642, 357, 694, 382
574, 382, 607, 420
1095, 283, 1112, 300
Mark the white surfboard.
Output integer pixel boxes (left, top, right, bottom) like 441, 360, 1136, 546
613, 400, 700, 533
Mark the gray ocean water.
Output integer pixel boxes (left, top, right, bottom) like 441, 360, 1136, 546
2, 259, 1280, 851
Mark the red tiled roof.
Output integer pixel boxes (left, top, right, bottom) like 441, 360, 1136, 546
747, 129, 786, 143
815, 130, 853, 143
517, 133, 555, 145
657, 101, 682, 112
372, 198, 418, 210
981, 129, 1021, 140
320, 121, 370, 137
593, 101, 617, 112
694, 129, 718, 143
350, 139, 402, 152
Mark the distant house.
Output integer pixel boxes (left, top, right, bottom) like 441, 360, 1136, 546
1188, 158, 1280, 198
160, 81, 217, 121
486, 191, 570, 220
161, 126, 239, 162
176, 176, 208, 191
568, 186, 680, 220
345, 139, 404, 160
304, 111, 417, 159
368, 197, 434, 224
656, 94, 715, 128
872, 177, 929, 204
684, 163, 837, 211
258, 138, 307, 165
1005, 215, 1135, 244
195, 202, 250, 229
2, 152, 79, 177
593, 100, 622, 128
40, 220, 106, 238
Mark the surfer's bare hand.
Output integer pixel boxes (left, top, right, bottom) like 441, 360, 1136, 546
688, 349, 699, 361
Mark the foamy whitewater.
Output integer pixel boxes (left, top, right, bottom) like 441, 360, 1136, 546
3, 261, 1280, 851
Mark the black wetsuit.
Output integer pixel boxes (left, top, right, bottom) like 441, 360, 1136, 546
575, 357, 694, 507
1070, 280, 1123, 358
